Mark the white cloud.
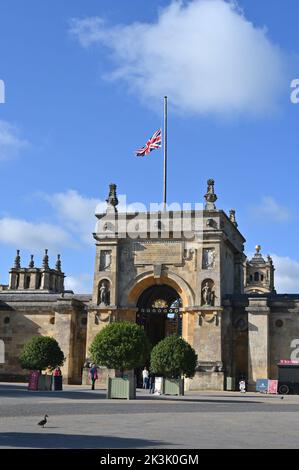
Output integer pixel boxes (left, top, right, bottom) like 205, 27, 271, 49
46, 190, 145, 243
0, 120, 28, 161
46, 190, 101, 243
65, 273, 93, 293
271, 254, 299, 293
70, 0, 287, 116
250, 197, 291, 222
0, 217, 73, 251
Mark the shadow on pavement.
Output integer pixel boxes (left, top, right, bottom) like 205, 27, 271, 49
0, 387, 107, 400
0, 384, 281, 405
135, 394, 261, 404
0, 432, 166, 449
0, 386, 262, 404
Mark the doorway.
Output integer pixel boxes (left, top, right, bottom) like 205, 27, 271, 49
136, 284, 182, 387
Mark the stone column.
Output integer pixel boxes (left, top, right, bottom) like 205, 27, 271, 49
234, 253, 245, 294
187, 306, 224, 391
182, 310, 195, 348
221, 301, 234, 379
246, 297, 270, 390
18, 271, 26, 289
41, 270, 50, 290
54, 300, 75, 384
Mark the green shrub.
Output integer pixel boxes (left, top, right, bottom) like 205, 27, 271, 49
150, 335, 197, 378
90, 321, 151, 374
19, 336, 64, 372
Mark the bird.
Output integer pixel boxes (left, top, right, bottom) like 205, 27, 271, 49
37, 414, 48, 428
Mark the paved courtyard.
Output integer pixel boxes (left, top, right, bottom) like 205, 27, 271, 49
0, 383, 298, 449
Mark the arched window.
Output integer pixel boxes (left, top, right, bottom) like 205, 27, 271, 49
261, 274, 264, 282
254, 272, 259, 282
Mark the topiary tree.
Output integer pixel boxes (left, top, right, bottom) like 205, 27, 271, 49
150, 335, 197, 379
89, 321, 151, 376
19, 336, 65, 372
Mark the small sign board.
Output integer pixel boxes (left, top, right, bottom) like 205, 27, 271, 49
154, 377, 163, 395
256, 378, 268, 393
267, 380, 278, 394
28, 370, 40, 391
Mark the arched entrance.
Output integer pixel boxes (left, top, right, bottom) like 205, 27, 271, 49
136, 284, 182, 388
136, 284, 182, 346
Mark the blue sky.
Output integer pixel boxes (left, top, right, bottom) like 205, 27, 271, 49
0, 0, 299, 293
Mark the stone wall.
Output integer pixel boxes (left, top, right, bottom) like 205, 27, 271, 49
0, 294, 88, 384
0, 309, 56, 380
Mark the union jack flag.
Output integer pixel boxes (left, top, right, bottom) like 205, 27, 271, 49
135, 129, 162, 157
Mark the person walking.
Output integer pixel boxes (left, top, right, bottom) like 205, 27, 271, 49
53, 366, 62, 391
239, 379, 246, 393
149, 372, 156, 394
142, 367, 149, 389
89, 364, 98, 390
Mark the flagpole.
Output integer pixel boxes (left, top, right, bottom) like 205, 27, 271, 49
163, 96, 168, 209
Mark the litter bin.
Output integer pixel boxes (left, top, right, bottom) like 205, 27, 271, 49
53, 375, 63, 391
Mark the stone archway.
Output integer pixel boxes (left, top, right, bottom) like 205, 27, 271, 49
136, 284, 182, 347
126, 271, 194, 308
135, 283, 183, 388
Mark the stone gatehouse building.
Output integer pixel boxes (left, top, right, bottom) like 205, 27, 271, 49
0, 179, 298, 391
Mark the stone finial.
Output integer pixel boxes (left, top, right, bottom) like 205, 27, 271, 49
251, 245, 265, 264
204, 179, 217, 210
42, 249, 49, 269
106, 183, 118, 213
14, 250, 21, 269
56, 254, 61, 272
29, 255, 34, 268
229, 209, 238, 227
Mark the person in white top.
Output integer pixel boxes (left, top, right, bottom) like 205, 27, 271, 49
142, 367, 149, 389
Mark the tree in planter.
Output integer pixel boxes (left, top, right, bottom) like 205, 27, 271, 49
150, 335, 197, 378
19, 336, 64, 372
90, 321, 151, 376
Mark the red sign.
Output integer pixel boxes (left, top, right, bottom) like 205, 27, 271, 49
267, 380, 278, 394
28, 370, 40, 391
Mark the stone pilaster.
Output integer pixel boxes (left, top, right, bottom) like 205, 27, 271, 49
187, 306, 224, 391
41, 270, 50, 290
221, 301, 234, 379
92, 240, 118, 306
246, 297, 270, 390
54, 299, 76, 384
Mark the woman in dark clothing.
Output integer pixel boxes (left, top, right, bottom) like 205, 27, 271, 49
149, 372, 156, 394
89, 364, 98, 390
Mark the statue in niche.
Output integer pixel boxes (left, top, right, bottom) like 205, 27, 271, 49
99, 281, 110, 306
201, 281, 214, 306
203, 249, 215, 269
